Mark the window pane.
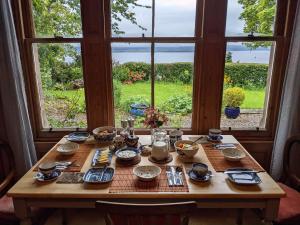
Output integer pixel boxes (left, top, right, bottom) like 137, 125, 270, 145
32, 43, 87, 128
111, 0, 152, 37
32, 0, 82, 37
226, 0, 277, 36
221, 42, 275, 130
154, 43, 194, 128
155, 0, 196, 37
112, 43, 151, 128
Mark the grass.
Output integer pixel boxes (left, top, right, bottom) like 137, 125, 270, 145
44, 82, 265, 110
121, 81, 192, 106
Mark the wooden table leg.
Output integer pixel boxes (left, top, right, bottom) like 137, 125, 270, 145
13, 198, 32, 225
263, 199, 280, 225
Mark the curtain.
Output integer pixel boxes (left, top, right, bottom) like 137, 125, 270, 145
0, 0, 37, 177
270, 2, 300, 180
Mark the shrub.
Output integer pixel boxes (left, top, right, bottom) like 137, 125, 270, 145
120, 96, 150, 113
155, 63, 193, 84
224, 63, 268, 89
113, 79, 122, 107
112, 65, 130, 82
161, 95, 192, 115
123, 62, 151, 80
223, 87, 245, 108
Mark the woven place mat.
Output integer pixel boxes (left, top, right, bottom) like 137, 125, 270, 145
34, 144, 93, 172
56, 172, 85, 183
109, 166, 189, 193
201, 143, 265, 172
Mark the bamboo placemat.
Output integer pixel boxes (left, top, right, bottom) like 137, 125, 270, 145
34, 144, 93, 172
201, 143, 265, 172
109, 166, 189, 193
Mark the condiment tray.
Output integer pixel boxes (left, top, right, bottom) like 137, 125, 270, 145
83, 167, 114, 184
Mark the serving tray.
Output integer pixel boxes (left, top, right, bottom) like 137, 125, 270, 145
83, 167, 114, 184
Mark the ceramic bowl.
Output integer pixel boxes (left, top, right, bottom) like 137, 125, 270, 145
174, 140, 199, 158
56, 142, 79, 155
133, 165, 161, 181
222, 148, 246, 161
115, 148, 139, 161
92, 126, 117, 143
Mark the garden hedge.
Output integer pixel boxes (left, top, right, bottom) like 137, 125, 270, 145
112, 62, 269, 88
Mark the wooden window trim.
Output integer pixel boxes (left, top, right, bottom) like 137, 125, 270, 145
11, 0, 298, 142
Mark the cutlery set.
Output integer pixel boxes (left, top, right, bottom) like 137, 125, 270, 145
166, 166, 184, 186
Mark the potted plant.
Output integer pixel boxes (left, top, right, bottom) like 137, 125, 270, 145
223, 87, 245, 119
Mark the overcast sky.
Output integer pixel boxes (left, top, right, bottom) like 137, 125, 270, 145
112, 0, 246, 37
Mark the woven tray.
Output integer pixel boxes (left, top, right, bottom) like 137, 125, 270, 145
109, 166, 189, 193
34, 144, 92, 172
201, 143, 265, 172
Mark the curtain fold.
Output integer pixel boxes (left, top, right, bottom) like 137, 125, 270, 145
270, 2, 300, 180
0, 0, 37, 177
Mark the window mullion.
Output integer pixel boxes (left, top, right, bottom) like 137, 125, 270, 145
151, 0, 155, 107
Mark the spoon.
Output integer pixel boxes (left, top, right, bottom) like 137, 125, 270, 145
191, 136, 205, 145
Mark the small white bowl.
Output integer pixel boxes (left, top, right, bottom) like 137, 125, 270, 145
222, 148, 246, 161
174, 140, 199, 158
133, 165, 161, 181
57, 142, 79, 155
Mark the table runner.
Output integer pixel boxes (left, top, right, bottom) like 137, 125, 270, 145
34, 144, 93, 172
109, 166, 189, 193
201, 143, 265, 172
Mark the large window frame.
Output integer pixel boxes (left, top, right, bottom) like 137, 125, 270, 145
11, 0, 297, 142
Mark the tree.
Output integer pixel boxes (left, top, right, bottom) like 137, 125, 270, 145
238, 0, 276, 48
32, 0, 150, 87
225, 52, 233, 63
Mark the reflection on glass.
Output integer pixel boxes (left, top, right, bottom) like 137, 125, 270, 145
226, 0, 276, 36
32, 0, 82, 37
154, 43, 195, 128
32, 43, 87, 128
155, 0, 196, 37
221, 42, 275, 129
111, 0, 152, 37
112, 43, 151, 128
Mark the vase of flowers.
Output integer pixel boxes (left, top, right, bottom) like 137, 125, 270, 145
143, 108, 168, 143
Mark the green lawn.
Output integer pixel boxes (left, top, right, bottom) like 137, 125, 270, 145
44, 82, 265, 110
121, 81, 192, 106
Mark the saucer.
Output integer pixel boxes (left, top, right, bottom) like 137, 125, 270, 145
188, 170, 212, 182
34, 169, 61, 182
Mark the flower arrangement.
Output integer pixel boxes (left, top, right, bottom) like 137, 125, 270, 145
143, 107, 168, 128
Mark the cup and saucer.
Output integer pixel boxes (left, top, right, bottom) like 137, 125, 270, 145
207, 129, 223, 142
187, 163, 212, 182
34, 162, 61, 182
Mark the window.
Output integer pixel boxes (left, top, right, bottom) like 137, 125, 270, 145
221, 0, 277, 131
29, 0, 87, 129
111, 0, 196, 129
13, 0, 296, 139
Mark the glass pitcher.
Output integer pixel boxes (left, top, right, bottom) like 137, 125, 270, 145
151, 130, 169, 161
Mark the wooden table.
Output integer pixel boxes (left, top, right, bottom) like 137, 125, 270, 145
8, 135, 285, 225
